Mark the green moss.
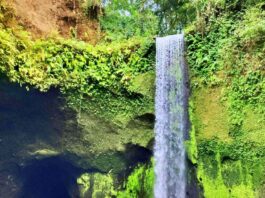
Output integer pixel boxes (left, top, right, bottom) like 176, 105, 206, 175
128, 71, 155, 99
242, 107, 265, 144
195, 137, 265, 197
59, 96, 154, 173
185, 101, 198, 164
77, 173, 116, 198
117, 161, 154, 198
77, 173, 91, 197
197, 154, 258, 198
72, 88, 154, 127
63, 104, 153, 171
191, 87, 231, 141
221, 160, 242, 187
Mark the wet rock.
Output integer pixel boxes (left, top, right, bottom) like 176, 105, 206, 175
29, 149, 60, 160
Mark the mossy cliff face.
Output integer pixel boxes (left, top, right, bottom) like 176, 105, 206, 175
185, 2, 265, 197
63, 90, 154, 173
187, 87, 265, 197
61, 70, 155, 173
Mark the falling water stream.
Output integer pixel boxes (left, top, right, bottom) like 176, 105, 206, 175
154, 34, 186, 198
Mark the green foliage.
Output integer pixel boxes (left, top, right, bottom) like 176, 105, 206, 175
187, 2, 265, 129
100, 0, 158, 41
198, 139, 265, 162
0, 21, 155, 121
0, 29, 18, 72
152, 0, 248, 34
236, 6, 265, 49
219, 5, 265, 130
153, 0, 196, 34
0, 28, 154, 94
186, 14, 233, 85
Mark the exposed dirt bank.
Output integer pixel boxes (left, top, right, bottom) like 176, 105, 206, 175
9, 0, 100, 43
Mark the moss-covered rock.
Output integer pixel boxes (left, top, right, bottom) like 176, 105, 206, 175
76, 161, 154, 198
188, 86, 265, 197
197, 157, 257, 198
77, 173, 116, 198
117, 161, 154, 198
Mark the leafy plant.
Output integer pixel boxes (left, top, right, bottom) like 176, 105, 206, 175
99, 0, 158, 41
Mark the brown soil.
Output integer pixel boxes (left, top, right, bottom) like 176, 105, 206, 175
9, 0, 101, 44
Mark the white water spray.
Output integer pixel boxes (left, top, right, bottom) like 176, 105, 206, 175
154, 34, 186, 198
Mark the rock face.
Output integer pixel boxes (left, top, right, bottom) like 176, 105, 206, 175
0, 78, 154, 197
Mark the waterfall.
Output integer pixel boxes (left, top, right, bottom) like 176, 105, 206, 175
154, 34, 186, 198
